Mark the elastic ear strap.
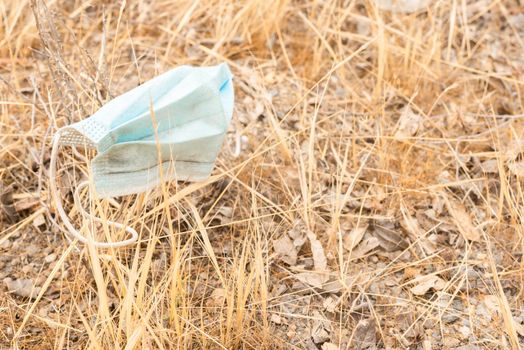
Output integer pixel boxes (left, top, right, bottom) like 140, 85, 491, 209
229, 130, 241, 158
49, 131, 138, 248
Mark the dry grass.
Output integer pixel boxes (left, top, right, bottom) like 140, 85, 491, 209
1, 0, 524, 349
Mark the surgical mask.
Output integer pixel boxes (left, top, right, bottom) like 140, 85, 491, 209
49, 63, 234, 248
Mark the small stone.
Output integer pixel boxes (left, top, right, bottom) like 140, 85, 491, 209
45, 254, 56, 263
321, 342, 339, 350
436, 292, 462, 323
443, 336, 460, 348
311, 326, 330, 344
25, 244, 39, 255
353, 319, 376, 349
475, 303, 491, 321
270, 314, 282, 324
459, 325, 471, 338
0, 240, 11, 249
32, 214, 46, 228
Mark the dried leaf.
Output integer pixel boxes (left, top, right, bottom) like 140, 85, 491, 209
480, 159, 499, 173
350, 237, 380, 259
503, 139, 524, 160
410, 275, 446, 296
307, 231, 328, 272
216, 206, 234, 224
321, 275, 356, 293
400, 208, 422, 237
311, 311, 330, 344
208, 288, 226, 307
288, 222, 307, 248
14, 197, 40, 212
295, 272, 328, 289
444, 197, 481, 241
321, 343, 339, 350
323, 297, 337, 313
0, 184, 18, 223
343, 225, 368, 252
374, 224, 408, 252
273, 235, 297, 266
292, 230, 329, 288
394, 106, 422, 140
400, 206, 436, 254
352, 319, 377, 350
312, 327, 330, 344
508, 161, 524, 177
514, 318, 524, 337
3, 278, 41, 299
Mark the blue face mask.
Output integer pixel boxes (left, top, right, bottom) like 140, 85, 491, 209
49, 63, 234, 248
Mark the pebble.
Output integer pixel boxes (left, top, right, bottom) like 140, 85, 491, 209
45, 254, 56, 263
22, 265, 33, 274
270, 314, 282, 324
0, 240, 11, 249
459, 325, 471, 337
321, 342, 339, 350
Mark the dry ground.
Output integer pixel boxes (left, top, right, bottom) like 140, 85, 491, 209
1, 0, 524, 349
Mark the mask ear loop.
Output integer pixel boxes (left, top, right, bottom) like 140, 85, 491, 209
229, 130, 242, 158
49, 131, 139, 248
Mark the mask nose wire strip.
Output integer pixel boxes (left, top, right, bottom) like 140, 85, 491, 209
49, 131, 139, 248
